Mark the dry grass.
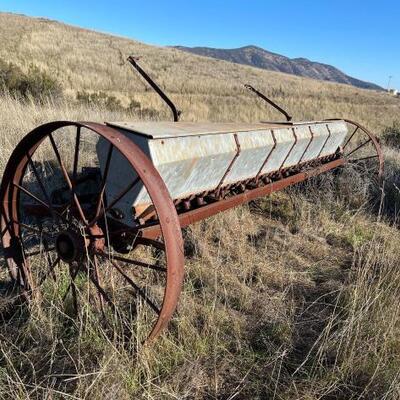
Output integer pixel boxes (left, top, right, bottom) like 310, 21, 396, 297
0, 12, 400, 399
1, 12, 400, 129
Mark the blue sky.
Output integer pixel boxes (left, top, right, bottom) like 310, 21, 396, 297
1, 0, 399, 88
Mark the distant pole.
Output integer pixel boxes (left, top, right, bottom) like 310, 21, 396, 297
387, 75, 393, 91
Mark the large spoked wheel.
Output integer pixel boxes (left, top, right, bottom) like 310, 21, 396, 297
327, 119, 384, 181
0, 121, 184, 343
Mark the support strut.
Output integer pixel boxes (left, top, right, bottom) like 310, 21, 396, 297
127, 56, 181, 122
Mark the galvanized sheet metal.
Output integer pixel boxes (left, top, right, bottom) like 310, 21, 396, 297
303, 124, 329, 161
223, 130, 275, 185
107, 121, 272, 139
97, 136, 151, 218
260, 128, 295, 174
149, 134, 237, 199
97, 120, 347, 211
283, 126, 311, 167
320, 120, 347, 156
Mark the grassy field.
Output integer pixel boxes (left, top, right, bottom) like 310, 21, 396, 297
1, 12, 399, 129
0, 12, 400, 399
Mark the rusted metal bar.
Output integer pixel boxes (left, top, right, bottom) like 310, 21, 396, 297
141, 158, 345, 239
255, 130, 277, 181
48, 133, 88, 225
279, 127, 297, 170
245, 84, 292, 121
216, 134, 241, 195
89, 176, 141, 226
299, 126, 314, 163
346, 138, 372, 157
343, 126, 359, 150
127, 56, 181, 122
348, 155, 379, 163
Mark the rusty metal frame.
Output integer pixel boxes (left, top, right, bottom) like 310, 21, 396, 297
0, 116, 384, 344
141, 157, 344, 239
0, 121, 184, 342
324, 118, 384, 179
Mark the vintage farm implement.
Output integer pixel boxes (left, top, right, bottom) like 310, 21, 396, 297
0, 58, 384, 342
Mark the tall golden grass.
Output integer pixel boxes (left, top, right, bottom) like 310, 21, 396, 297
0, 12, 400, 399
0, 12, 399, 129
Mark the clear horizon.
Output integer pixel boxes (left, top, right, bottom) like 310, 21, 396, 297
1, 0, 399, 89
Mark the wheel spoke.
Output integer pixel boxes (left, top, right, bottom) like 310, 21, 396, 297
14, 183, 68, 223
92, 255, 105, 312
346, 138, 372, 158
93, 143, 114, 222
25, 153, 59, 219
72, 127, 81, 186
70, 126, 81, 214
10, 220, 55, 238
43, 237, 57, 281
38, 257, 60, 287
48, 133, 88, 225
62, 265, 79, 303
89, 256, 115, 311
348, 154, 378, 163
98, 251, 166, 273
343, 126, 359, 149
135, 237, 165, 251
90, 176, 141, 226
70, 274, 78, 314
98, 253, 160, 314
1, 223, 10, 239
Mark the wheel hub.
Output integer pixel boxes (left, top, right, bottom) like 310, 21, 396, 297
55, 225, 105, 263
55, 230, 86, 263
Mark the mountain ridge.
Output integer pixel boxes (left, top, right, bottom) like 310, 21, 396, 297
173, 45, 382, 91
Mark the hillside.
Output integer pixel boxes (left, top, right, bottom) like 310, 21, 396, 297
0, 12, 398, 131
174, 45, 383, 91
0, 12, 400, 399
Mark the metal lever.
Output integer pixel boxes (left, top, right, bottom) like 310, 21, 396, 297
127, 56, 181, 122
244, 84, 292, 122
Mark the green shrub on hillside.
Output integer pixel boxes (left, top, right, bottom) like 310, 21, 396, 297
0, 58, 62, 100
76, 90, 125, 112
76, 91, 162, 118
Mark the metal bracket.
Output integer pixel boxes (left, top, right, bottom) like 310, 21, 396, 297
127, 56, 181, 122
255, 129, 277, 181
317, 124, 332, 158
244, 84, 292, 122
216, 134, 241, 197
